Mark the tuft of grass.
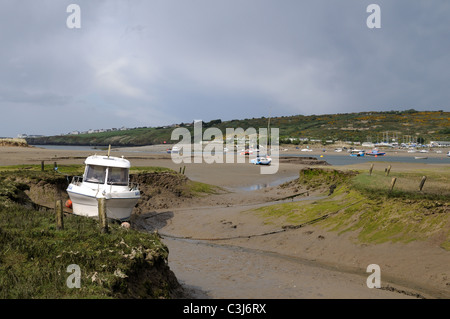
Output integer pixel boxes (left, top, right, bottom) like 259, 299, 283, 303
294, 167, 356, 191
0, 164, 84, 177
0, 164, 177, 175
129, 166, 175, 174
351, 169, 450, 201
0, 138, 29, 147
185, 180, 224, 197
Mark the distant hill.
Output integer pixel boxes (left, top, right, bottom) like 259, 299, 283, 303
26, 110, 450, 146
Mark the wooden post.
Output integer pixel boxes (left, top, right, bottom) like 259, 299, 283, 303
385, 165, 392, 176
369, 164, 374, 176
389, 177, 397, 192
182, 166, 186, 175
41, 161, 45, 172
55, 200, 64, 230
419, 176, 427, 191
98, 198, 109, 234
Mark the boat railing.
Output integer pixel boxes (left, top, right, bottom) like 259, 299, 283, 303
129, 182, 139, 192
71, 176, 83, 186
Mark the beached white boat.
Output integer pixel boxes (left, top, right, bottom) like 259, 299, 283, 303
250, 156, 272, 165
66, 152, 140, 221
167, 146, 180, 154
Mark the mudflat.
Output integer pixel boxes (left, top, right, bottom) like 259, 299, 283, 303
1, 145, 449, 299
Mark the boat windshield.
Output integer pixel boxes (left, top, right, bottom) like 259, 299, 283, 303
107, 167, 129, 186
85, 165, 107, 184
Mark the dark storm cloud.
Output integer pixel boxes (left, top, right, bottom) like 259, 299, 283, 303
0, 0, 449, 136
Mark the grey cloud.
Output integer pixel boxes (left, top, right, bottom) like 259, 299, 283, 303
0, 0, 449, 137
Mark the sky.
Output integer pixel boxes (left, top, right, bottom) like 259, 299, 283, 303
0, 0, 449, 137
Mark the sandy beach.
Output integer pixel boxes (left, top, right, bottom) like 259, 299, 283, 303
1, 144, 449, 299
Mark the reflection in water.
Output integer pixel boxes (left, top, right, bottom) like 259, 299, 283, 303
237, 176, 297, 192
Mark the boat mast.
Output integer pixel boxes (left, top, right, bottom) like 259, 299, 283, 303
267, 108, 271, 156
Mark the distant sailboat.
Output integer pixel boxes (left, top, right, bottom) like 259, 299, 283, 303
252, 110, 272, 165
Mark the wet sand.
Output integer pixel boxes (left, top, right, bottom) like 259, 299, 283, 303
1, 145, 449, 299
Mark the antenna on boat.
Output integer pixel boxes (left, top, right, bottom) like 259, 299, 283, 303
107, 144, 111, 158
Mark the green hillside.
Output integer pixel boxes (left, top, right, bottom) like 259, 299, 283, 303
26, 110, 450, 146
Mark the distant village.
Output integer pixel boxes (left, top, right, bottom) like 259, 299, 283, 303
18, 126, 130, 138
16, 124, 181, 139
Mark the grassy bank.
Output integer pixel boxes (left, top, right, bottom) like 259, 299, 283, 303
0, 202, 182, 298
0, 166, 190, 299
252, 167, 450, 249
0, 164, 174, 175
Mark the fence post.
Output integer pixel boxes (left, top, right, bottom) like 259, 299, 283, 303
419, 176, 427, 191
369, 164, 374, 176
41, 160, 45, 172
389, 177, 397, 192
182, 166, 186, 175
98, 198, 109, 234
385, 165, 392, 176
55, 200, 64, 230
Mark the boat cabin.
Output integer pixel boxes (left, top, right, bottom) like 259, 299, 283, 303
83, 155, 131, 187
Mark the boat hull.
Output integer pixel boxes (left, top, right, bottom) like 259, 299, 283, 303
67, 188, 140, 221
365, 153, 385, 156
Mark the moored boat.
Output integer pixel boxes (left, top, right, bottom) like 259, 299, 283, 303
250, 156, 272, 165
66, 150, 140, 221
167, 146, 180, 154
240, 149, 254, 155
365, 148, 386, 156
350, 150, 365, 157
